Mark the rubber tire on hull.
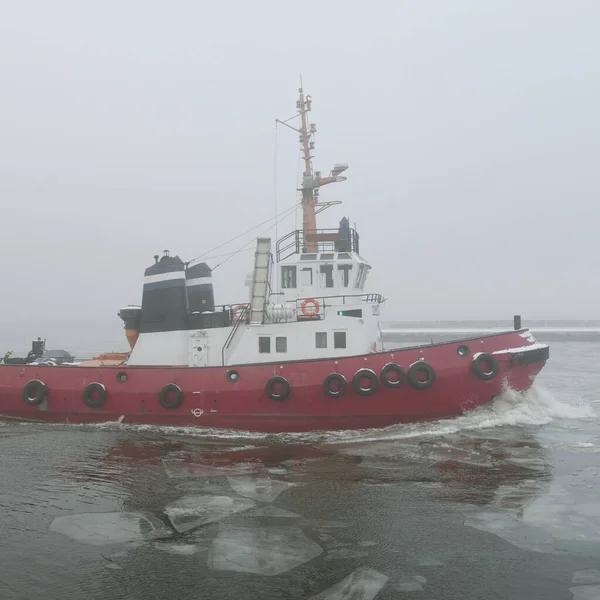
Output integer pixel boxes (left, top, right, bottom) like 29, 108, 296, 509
380, 363, 406, 389
352, 369, 379, 397
266, 376, 290, 401
22, 379, 47, 406
159, 384, 184, 409
83, 382, 106, 409
323, 373, 347, 398
471, 353, 499, 381
407, 362, 436, 391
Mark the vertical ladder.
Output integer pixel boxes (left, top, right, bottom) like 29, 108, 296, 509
249, 237, 271, 324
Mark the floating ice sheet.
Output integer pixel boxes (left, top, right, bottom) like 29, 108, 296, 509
49, 512, 172, 546
573, 570, 600, 585
464, 471, 600, 554
165, 495, 255, 533
308, 567, 389, 600
226, 476, 297, 502
208, 524, 322, 575
153, 542, 208, 555
393, 576, 427, 592
569, 585, 600, 600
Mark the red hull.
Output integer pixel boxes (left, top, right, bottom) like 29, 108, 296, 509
0, 330, 548, 433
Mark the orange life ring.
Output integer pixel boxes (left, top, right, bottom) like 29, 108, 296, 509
232, 304, 248, 321
301, 298, 320, 316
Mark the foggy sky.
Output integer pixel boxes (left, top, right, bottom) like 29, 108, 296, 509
1, 1, 599, 353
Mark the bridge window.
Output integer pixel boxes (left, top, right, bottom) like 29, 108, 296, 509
300, 254, 318, 260
276, 337, 287, 353
316, 332, 327, 348
338, 264, 352, 287
334, 331, 347, 349
300, 268, 313, 286
320, 264, 334, 288
281, 266, 296, 289
258, 336, 271, 353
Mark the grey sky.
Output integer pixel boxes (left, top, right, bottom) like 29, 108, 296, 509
1, 1, 599, 352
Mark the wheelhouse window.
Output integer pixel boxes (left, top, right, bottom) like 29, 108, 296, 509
338, 264, 352, 287
275, 337, 287, 353
334, 331, 347, 349
300, 267, 313, 286
320, 264, 334, 288
315, 332, 327, 348
281, 266, 296, 289
258, 336, 271, 353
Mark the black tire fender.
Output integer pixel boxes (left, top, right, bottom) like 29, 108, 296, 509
352, 368, 379, 396
22, 379, 47, 406
159, 384, 184, 409
83, 382, 106, 409
407, 361, 436, 391
266, 376, 290, 401
323, 373, 347, 398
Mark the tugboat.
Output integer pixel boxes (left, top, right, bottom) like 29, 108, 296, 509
0, 88, 549, 432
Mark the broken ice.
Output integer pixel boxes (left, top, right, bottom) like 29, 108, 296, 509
226, 476, 297, 502
49, 512, 172, 546
208, 524, 322, 575
573, 570, 600, 585
165, 495, 255, 533
308, 567, 389, 600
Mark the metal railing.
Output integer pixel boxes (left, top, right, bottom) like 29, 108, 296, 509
276, 228, 360, 262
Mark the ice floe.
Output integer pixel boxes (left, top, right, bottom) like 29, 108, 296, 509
49, 512, 172, 546
226, 476, 297, 502
208, 524, 322, 575
573, 570, 600, 585
392, 575, 427, 592
307, 567, 389, 600
569, 585, 600, 600
164, 495, 255, 533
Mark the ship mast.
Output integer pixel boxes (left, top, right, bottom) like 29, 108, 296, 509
276, 87, 348, 253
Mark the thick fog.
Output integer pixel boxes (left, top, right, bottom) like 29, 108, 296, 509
1, 1, 598, 353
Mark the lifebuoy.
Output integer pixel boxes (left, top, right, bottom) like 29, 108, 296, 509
301, 298, 320, 316
159, 384, 184, 409
266, 376, 290, 401
22, 379, 47, 406
352, 369, 379, 396
471, 353, 499, 381
83, 382, 106, 409
323, 373, 347, 398
232, 305, 248, 322
407, 361, 436, 390
380, 363, 405, 389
